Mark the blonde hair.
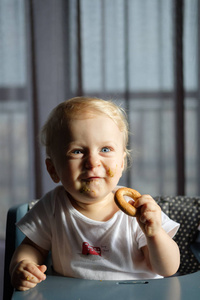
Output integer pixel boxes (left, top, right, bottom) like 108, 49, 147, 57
40, 96, 131, 167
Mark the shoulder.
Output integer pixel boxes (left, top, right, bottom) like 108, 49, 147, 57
30, 185, 66, 215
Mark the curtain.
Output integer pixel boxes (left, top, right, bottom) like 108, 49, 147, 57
0, 0, 200, 239
0, 0, 29, 239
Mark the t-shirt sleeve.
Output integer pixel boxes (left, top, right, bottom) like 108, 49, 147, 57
136, 211, 180, 249
16, 198, 52, 250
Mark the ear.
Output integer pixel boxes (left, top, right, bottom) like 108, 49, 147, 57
121, 152, 126, 171
45, 158, 60, 183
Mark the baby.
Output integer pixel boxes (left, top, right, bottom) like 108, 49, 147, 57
10, 97, 180, 291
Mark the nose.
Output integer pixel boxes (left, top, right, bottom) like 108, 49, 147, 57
84, 153, 100, 169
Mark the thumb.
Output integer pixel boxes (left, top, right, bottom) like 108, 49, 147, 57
37, 264, 47, 273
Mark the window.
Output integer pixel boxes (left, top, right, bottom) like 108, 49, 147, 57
80, 0, 200, 196
0, 0, 28, 238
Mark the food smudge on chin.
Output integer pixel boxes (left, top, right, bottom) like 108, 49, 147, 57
80, 180, 98, 194
80, 186, 91, 193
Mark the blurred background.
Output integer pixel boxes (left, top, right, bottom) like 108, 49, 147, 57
0, 0, 199, 298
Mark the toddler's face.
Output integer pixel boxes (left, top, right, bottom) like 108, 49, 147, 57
48, 114, 125, 204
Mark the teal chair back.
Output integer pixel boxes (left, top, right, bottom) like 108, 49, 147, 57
3, 203, 28, 300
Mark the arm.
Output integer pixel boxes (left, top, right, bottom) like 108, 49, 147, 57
135, 195, 180, 277
10, 237, 49, 291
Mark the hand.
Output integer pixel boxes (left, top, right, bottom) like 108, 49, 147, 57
11, 259, 47, 291
133, 195, 162, 237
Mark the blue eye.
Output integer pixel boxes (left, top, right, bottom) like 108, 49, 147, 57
73, 149, 82, 155
101, 147, 111, 153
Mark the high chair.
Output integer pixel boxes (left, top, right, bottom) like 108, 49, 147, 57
3, 196, 200, 300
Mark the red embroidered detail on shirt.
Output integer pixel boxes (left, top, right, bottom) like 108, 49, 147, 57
82, 242, 101, 256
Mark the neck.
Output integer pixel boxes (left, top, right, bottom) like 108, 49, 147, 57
67, 192, 119, 221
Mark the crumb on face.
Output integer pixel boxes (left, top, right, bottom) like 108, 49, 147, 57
80, 185, 91, 193
106, 165, 118, 178
106, 168, 114, 177
79, 180, 97, 194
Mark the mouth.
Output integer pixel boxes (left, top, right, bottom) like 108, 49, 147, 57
83, 176, 101, 182
80, 177, 100, 194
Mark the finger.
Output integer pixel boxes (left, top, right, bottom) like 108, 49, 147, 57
140, 211, 154, 224
134, 195, 155, 208
14, 275, 38, 291
37, 264, 47, 274
17, 281, 37, 291
128, 200, 135, 206
24, 272, 42, 284
24, 263, 46, 281
140, 202, 159, 215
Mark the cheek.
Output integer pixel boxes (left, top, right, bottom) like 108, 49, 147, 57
66, 159, 80, 173
58, 160, 79, 183
105, 159, 124, 179
60, 162, 82, 191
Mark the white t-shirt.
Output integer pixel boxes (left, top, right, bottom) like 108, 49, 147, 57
17, 186, 179, 280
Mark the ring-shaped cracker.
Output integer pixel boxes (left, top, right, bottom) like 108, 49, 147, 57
114, 187, 141, 217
